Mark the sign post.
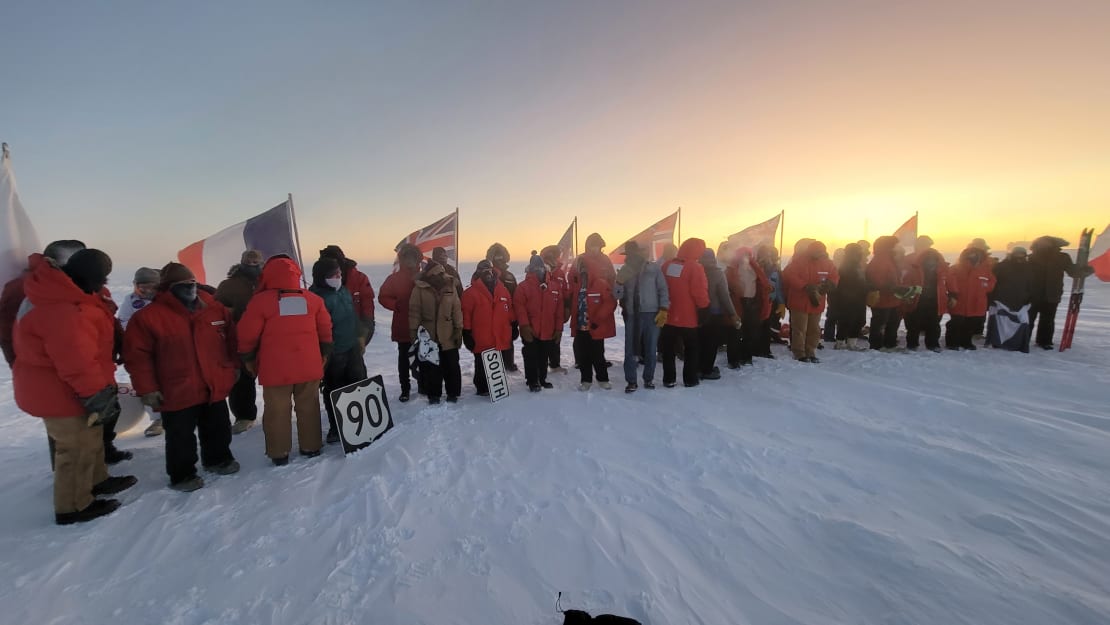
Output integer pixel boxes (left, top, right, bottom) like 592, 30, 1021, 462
328, 375, 394, 454
480, 349, 510, 403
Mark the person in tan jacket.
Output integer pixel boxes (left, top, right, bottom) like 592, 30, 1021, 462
408, 263, 463, 404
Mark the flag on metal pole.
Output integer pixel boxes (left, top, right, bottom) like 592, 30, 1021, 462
395, 211, 458, 263
725, 213, 781, 250
608, 210, 679, 263
892, 213, 918, 250
1088, 224, 1110, 282
0, 143, 41, 286
177, 199, 301, 285
557, 218, 576, 262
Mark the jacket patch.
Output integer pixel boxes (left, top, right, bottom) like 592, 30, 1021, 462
278, 296, 309, 316
666, 263, 684, 278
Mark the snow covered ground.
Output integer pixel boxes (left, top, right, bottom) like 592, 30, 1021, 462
1, 268, 1108, 625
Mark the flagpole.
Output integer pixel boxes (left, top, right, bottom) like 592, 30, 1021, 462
455, 206, 460, 269
288, 193, 308, 287
677, 207, 682, 243
574, 216, 578, 257
778, 210, 785, 253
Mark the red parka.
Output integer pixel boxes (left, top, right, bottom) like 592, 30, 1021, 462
378, 267, 418, 343
726, 255, 772, 322
13, 256, 117, 417
461, 278, 515, 352
901, 250, 952, 316
568, 251, 618, 340
123, 290, 238, 412
0, 273, 26, 366
866, 236, 903, 309
237, 258, 332, 387
949, 249, 996, 317
782, 241, 840, 314
514, 272, 566, 341
661, 238, 711, 328
342, 262, 376, 321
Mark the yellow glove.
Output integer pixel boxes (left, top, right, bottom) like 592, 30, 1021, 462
654, 309, 668, 328
775, 303, 786, 317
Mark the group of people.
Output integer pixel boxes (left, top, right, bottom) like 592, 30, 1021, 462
0, 230, 1085, 526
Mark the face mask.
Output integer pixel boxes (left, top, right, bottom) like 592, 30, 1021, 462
325, 277, 342, 290
171, 283, 198, 305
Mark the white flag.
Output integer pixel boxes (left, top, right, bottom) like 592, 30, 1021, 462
0, 144, 41, 286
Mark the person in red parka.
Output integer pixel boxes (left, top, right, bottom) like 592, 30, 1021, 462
946, 246, 996, 351
865, 235, 904, 351
782, 240, 839, 362
569, 236, 617, 390
237, 256, 333, 465
901, 248, 952, 352
14, 249, 136, 525
123, 263, 240, 492
462, 259, 515, 396
514, 252, 567, 392
660, 238, 710, 387
378, 244, 423, 402
319, 245, 376, 346
725, 246, 771, 367
540, 244, 571, 371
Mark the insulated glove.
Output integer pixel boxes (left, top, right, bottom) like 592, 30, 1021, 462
81, 385, 120, 427
519, 325, 535, 343
654, 309, 668, 328
141, 391, 164, 411
511, 321, 520, 341
805, 284, 821, 307
462, 329, 476, 352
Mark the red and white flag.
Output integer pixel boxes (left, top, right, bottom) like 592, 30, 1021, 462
1088, 224, 1110, 282
557, 219, 575, 262
395, 211, 458, 262
726, 213, 781, 250
178, 199, 301, 285
609, 210, 679, 263
0, 144, 41, 286
893, 214, 918, 250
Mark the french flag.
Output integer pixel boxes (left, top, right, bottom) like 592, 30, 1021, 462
177, 199, 302, 285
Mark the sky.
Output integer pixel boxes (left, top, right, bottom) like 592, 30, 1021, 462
4, 0, 1109, 266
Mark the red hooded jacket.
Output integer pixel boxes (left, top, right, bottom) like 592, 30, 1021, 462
514, 272, 566, 341
0, 273, 26, 366
726, 255, 772, 322
568, 253, 618, 340
661, 239, 710, 328
462, 278, 515, 352
865, 236, 903, 309
343, 263, 376, 321
237, 257, 332, 387
782, 241, 840, 314
13, 256, 117, 417
378, 267, 418, 343
949, 249, 996, 317
123, 290, 238, 412
901, 250, 952, 316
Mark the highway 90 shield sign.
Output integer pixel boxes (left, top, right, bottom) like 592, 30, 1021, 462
328, 375, 394, 454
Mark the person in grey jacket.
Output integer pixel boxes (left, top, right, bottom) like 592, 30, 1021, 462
614, 241, 669, 393
697, 248, 738, 380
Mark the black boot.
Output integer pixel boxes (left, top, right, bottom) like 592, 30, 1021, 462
104, 444, 133, 465
92, 475, 137, 496
56, 498, 120, 525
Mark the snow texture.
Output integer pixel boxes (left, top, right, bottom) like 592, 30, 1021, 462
1, 267, 1108, 625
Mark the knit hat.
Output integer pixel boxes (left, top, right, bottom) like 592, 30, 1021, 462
621, 240, 643, 256
241, 250, 264, 265
1009, 246, 1028, 258
585, 233, 606, 252
158, 262, 196, 291
540, 245, 562, 265
134, 267, 160, 285
969, 238, 990, 252
526, 251, 546, 274
319, 245, 346, 262
312, 257, 341, 288
63, 249, 113, 294
915, 235, 934, 249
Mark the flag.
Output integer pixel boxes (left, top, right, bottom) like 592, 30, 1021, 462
986, 302, 1031, 352
608, 210, 679, 263
557, 219, 575, 261
395, 211, 458, 262
726, 213, 781, 250
177, 200, 300, 285
1089, 224, 1110, 282
893, 214, 918, 250
0, 144, 41, 286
